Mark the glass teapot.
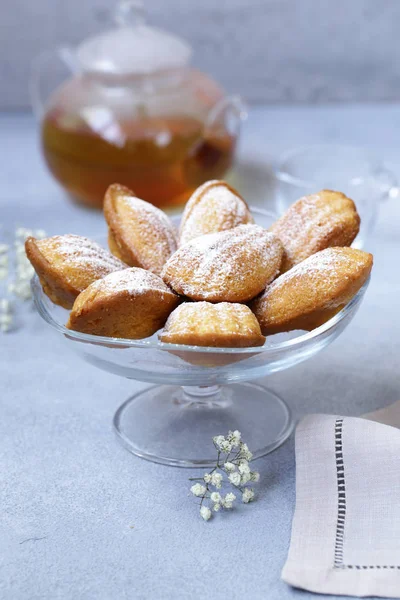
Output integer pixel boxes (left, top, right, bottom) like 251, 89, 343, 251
31, 1, 246, 209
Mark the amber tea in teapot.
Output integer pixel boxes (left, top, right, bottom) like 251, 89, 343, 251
42, 108, 236, 209
33, 2, 244, 210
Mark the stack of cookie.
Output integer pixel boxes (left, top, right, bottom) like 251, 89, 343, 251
25, 181, 372, 347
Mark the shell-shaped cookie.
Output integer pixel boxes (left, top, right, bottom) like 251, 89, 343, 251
104, 184, 177, 276
25, 234, 127, 309
270, 190, 360, 272
67, 267, 180, 339
250, 247, 372, 334
160, 302, 265, 347
162, 224, 284, 303
179, 180, 254, 245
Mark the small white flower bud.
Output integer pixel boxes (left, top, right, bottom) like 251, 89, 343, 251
228, 472, 241, 486
0, 299, 12, 313
250, 471, 260, 482
210, 472, 223, 489
190, 483, 206, 497
242, 488, 255, 503
223, 461, 236, 473
238, 442, 253, 461
213, 435, 225, 449
227, 430, 241, 448
203, 473, 212, 483
223, 492, 236, 509
210, 492, 222, 503
200, 506, 212, 521
238, 461, 251, 475
213, 435, 232, 453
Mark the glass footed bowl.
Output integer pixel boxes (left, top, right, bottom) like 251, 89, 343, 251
31, 208, 370, 467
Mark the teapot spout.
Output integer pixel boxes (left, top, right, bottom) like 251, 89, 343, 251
204, 95, 247, 139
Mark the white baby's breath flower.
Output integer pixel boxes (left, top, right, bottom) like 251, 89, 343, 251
223, 492, 236, 509
242, 488, 255, 503
200, 506, 212, 521
226, 430, 241, 448
240, 472, 251, 485
213, 434, 233, 453
210, 472, 223, 488
224, 492, 236, 503
0, 299, 12, 313
220, 440, 232, 453
190, 483, 206, 497
0, 314, 13, 332
213, 435, 225, 449
190, 430, 258, 520
238, 461, 251, 475
238, 442, 253, 461
223, 461, 236, 473
210, 491, 222, 503
239, 461, 251, 484
228, 472, 241, 486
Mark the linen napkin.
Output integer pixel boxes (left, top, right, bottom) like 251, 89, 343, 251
282, 403, 400, 598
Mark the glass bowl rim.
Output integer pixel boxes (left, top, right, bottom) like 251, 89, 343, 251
30, 204, 370, 355
31, 275, 369, 354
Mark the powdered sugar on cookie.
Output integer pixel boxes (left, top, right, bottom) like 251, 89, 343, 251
162, 224, 283, 302
90, 267, 177, 297
179, 180, 254, 245
38, 234, 126, 277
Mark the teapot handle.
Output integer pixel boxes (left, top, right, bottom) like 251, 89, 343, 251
204, 95, 247, 139
30, 47, 78, 119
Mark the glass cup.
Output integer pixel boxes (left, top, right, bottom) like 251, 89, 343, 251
275, 144, 399, 248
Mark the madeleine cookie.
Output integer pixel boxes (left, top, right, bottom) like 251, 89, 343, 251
270, 190, 360, 272
104, 184, 177, 276
179, 180, 254, 245
162, 224, 283, 303
250, 247, 372, 334
25, 234, 126, 309
160, 302, 265, 347
67, 267, 180, 339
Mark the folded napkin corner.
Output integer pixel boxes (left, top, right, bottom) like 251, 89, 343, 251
282, 413, 400, 598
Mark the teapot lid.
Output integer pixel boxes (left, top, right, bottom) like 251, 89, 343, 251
76, 1, 192, 76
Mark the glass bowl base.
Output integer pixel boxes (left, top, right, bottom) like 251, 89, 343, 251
113, 382, 294, 467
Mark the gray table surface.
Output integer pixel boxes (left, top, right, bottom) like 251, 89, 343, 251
1, 106, 400, 600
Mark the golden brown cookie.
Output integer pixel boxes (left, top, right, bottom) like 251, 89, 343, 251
160, 302, 265, 347
179, 180, 254, 245
104, 183, 177, 276
250, 247, 372, 334
67, 267, 180, 339
161, 224, 284, 303
25, 234, 126, 309
270, 190, 360, 272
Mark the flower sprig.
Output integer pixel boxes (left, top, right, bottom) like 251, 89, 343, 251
0, 227, 46, 333
189, 430, 260, 520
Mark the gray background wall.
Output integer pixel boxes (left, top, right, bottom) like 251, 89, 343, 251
2, 0, 400, 109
